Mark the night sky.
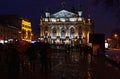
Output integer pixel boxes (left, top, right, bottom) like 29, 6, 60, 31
0, 0, 119, 37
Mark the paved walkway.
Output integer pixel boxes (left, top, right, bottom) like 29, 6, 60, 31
0, 49, 120, 79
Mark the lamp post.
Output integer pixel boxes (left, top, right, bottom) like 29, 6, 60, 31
18, 31, 22, 40
45, 31, 48, 43
30, 33, 33, 41
114, 33, 118, 48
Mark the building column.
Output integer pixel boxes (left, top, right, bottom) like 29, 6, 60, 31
48, 26, 51, 43
75, 26, 78, 37
40, 26, 43, 37
66, 26, 69, 37
58, 25, 60, 37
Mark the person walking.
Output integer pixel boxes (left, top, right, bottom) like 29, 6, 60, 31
0, 43, 3, 72
6, 43, 20, 79
83, 45, 88, 62
25, 43, 37, 72
39, 43, 48, 72
47, 44, 52, 72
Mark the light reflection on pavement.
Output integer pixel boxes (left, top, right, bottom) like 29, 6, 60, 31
0, 49, 120, 79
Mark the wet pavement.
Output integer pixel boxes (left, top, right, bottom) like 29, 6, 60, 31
106, 48, 120, 64
0, 49, 120, 79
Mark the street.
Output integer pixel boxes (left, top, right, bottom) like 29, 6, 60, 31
0, 48, 120, 79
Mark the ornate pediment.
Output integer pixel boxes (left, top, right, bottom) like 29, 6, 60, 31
51, 10, 77, 18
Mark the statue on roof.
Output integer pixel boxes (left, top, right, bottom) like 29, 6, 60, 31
71, 4, 76, 13
45, 7, 50, 12
78, 4, 82, 11
61, 0, 66, 9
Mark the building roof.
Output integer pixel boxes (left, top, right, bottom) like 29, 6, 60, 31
51, 10, 78, 18
7, 25, 18, 29
0, 23, 18, 29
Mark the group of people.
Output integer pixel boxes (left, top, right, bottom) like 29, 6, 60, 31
64, 44, 93, 62
0, 41, 93, 79
0, 42, 20, 79
0, 41, 52, 79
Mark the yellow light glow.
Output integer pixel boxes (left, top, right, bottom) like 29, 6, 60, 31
66, 39, 70, 44
57, 18, 60, 22
114, 34, 118, 38
22, 20, 31, 26
56, 39, 60, 43
18, 31, 21, 34
21, 20, 32, 42
82, 32, 85, 37
74, 18, 77, 21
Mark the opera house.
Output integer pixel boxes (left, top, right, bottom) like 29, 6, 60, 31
40, 9, 94, 45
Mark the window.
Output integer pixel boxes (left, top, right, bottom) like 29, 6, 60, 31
51, 18, 56, 22
70, 28, 75, 39
52, 28, 56, 39
60, 18, 65, 22
61, 27, 66, 39
69, 18, 75, 22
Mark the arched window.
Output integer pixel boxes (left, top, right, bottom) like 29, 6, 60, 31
52, 28, 56, 38
22, 30, 26, 39
28, 31, 31, 39
70, 27, 75, 38
61, 27, 66, 38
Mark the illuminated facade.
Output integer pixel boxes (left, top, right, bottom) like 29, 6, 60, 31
40, 9, 94, 45
0, 24, 19, 43
20, 19, 32, 42
0, 15, 33, 42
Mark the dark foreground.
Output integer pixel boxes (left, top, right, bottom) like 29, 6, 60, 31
0, 48, 120, 79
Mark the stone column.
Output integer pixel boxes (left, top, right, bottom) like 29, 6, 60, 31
66, 25, 68, 37
58, 25, 60, 37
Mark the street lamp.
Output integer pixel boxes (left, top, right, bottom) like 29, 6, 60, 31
114, 33, 118, 48
18, 31, 22, 40
114, 33, 118, 38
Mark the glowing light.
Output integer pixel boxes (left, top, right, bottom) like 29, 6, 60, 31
8, 39, 13, 42
65, 39, 70, 44
52, 10, 77, 17
78, 17, 82, 21
18, 31, 22, 34
4, 40, 8, 43
60, 18, 65, 22
45, 12, 50, 17
51, 36, 56, 39
114, 34, 118, 38
22, 20, 31, 26
31, 41, 36, 43
0, 40, 4, 44
21, 20, 32, 42
44, 18, 48, 22
78, 11, 82, 16
51, 18, 56, 22
57, 18, 60, 22
105, 42, 109, 49
107, 38, 111, 41
69, 18, 75, 21
56, 39, 60, 43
